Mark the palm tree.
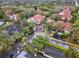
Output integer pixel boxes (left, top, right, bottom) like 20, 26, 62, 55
12, 32, 24, 42
22, 37, 36, 56
22, 22, 35, 36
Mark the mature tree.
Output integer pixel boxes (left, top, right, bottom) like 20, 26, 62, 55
12, 31, 24, 42
22, 22, 35, 36
22, 37, 36, 56
0, 9, 5, 19
67, 45, 79, 58
22, 26, 30, 36
0, 32, 14, 52
32, 35, 47, 51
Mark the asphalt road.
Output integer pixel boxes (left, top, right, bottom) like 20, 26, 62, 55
24, 46, 67, 58
0, 42, 22, 58
0, 43, 67, 58
0, 32, 67, 58
45, 46, 66, 58
25, 53, 46, 58
16, 46, 67, 58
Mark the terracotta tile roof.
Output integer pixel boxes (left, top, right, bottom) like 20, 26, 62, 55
59, 21, 72, 31
30, 15, 45, 22
63, 22, 72, 31
59, 6, 72, 21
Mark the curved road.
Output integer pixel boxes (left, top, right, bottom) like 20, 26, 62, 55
0, 32, 67, 58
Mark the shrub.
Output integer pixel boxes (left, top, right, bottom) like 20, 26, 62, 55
20, 8, 36, 20
13, 32, 24, 41
32, 35, 47, 51
67, 46, 79, 58
0, 9, 5, 19
0, 33, 14, 52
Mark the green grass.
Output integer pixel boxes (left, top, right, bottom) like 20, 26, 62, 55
46, 42, 69, 56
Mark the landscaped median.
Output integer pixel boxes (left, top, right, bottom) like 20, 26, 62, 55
46, 41, 68, 56
46, 36, 79, 57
